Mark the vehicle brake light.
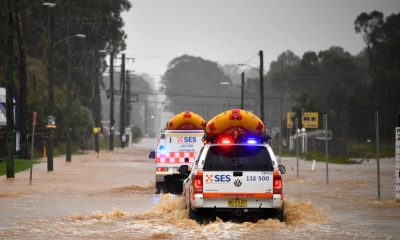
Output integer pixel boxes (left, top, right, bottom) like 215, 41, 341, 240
193, 170, 203, 193
156, 167, 168, 172
273, 174, 282, 194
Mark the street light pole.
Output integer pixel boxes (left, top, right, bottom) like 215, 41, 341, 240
241, 72, 244, 109
65, 33, 86, 161
94, 48, 101, 155
109, 52, 114, 151
5, 0, 15, 178
45, 2, 55, 171
259, 50, 264, 123
119, 53, 126, 148
66, 2, 72, 162
279, 60, 284, 164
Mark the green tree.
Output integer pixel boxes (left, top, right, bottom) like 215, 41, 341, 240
161, 55, 233, 119
355, 11, 400, 140
0, 0, 132, 154
268, 47, 370, 155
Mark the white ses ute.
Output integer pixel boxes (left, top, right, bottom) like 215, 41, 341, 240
180, 136, 286, 223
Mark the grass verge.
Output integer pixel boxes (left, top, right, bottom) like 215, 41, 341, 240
0, 159, 41, 176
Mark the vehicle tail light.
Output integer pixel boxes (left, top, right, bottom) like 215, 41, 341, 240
193, 170, 203, 194
156, 167, 167, 172
273, 174, 282, 194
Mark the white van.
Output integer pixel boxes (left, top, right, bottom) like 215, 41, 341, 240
149, 129, 204, 194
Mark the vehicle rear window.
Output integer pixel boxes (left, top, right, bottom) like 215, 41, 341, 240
203, 146, 273, 171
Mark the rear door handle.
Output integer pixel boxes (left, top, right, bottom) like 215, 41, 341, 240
233, 171, 243, 177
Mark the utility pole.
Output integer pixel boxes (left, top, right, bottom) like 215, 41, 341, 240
279, 60, 284, 164
144, 99, 148, 136
259, 50, 264, 123
240, 72, 244, 109
15, 0, 29, 159
324, 114, 329, 184
109, 52, 114, 151
66, 2, 72, 162
94, 48, 101, 154
125, 70, 131, 127
46, 3, 55, 171
375, 111, 381, 199
295, 117, 299, 177
119, 54, 126, 148
5, 0, 15, 178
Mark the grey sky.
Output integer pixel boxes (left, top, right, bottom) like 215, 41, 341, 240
121, 0, 400, 80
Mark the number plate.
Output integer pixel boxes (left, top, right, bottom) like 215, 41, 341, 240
228, 199, 247, 207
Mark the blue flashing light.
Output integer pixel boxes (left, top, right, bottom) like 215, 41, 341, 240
159, 145, 166, 153
246, 139, 258, 144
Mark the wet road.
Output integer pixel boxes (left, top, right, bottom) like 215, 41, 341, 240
1, 138, 399, 239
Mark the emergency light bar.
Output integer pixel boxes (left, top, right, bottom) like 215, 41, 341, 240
246, 139, 258, 144
208, 135, 271, 145
219, 137, 233, 145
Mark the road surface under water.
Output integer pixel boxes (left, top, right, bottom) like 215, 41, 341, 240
1, 138, 399, 239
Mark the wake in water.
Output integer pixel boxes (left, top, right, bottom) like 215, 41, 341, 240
111, 181, 156, 194
69, 208, 129, 221
68, 194, 327, 227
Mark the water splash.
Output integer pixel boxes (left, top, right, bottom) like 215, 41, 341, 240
371, 199, 400, 207
68, 208, 129, 221
285, 199, 328, 225
134, 194, 196, 227
112, 181, 155, 194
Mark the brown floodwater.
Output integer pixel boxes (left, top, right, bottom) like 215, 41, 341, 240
1, 138, 399, 239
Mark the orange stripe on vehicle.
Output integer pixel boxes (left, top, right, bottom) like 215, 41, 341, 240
203, 192, 273, 199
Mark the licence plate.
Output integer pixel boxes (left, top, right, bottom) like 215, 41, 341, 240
228, 199, 247, 207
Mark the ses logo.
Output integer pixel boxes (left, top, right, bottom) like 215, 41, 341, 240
205, 174, 231, 183
177, 136, 197, 144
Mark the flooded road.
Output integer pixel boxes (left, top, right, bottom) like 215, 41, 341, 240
1, 138, 399, 239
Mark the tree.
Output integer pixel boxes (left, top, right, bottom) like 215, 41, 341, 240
355, 11, 400, 140
355, 11, 384, 82
267, 47, 370, 155
0, 0, 132, 160
161, 55, 233, 119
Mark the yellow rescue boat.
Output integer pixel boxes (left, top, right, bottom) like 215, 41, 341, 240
205, 109, 265, 138
166, 111, 206, 130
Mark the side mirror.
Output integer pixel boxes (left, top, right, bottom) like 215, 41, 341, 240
178, 165, 190, 175
149, 151, 155, 159
278, 165, 286, 174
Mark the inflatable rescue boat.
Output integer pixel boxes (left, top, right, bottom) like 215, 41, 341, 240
205, 109, 265, 139
166, 111, 206, 130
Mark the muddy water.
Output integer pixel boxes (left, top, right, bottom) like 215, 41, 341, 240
1, 138, 399, 239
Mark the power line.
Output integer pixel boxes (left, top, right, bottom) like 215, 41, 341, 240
242, 52, 260, 65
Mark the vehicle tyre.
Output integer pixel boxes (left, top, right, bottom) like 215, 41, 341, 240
276, 206, 285, 222
202, 210, 216, 224
156, 182, 165, 194
189, 207, 203, 224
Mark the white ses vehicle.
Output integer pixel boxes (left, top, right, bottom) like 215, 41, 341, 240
149, 130, 204, 194
179, 136, 286, 223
